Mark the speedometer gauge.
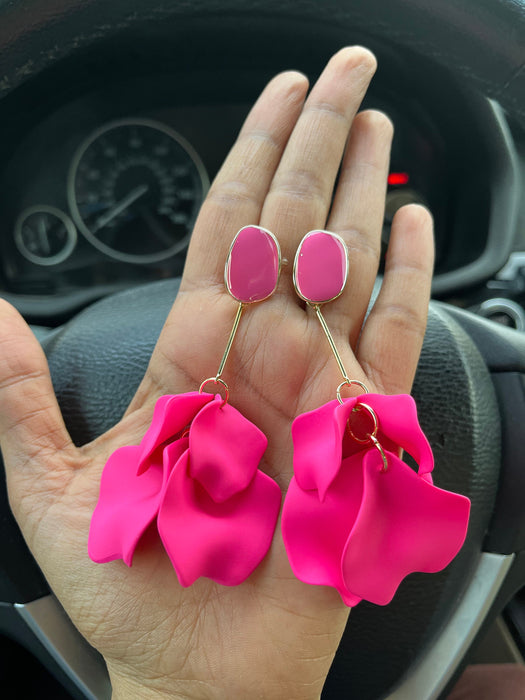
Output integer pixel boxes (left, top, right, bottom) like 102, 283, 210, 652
67, 119, 209, 264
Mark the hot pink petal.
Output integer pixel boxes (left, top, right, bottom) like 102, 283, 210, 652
283, 447, 470, 607
189, 400, 267, 503
137, 392, 213, 474
341, 450, 471, 605
161, 437, 190, 492
292, 394, 434, 498
282, 453, 365, 606
158, 451, 282, 586
286, 395, 470, 606
88, 446, 163, 566
89, 437, 190, 567
292, 398, 356, 499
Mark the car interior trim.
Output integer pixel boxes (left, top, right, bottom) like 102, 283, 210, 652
494, 252, 525, 283
431, 101, 521, 295
387, 552, 515, 700
14, 595, 111, 700
478, 298, 525, 333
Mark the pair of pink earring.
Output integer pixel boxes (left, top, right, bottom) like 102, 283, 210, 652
88, 226, 470, 607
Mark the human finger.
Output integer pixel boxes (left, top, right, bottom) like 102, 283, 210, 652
0, 300, 77, 525
324, 109, 393, 346
181, 71, 309, 291
356, 204, 434, 394
260, 46, 377, 298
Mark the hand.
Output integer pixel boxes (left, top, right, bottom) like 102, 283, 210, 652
0, 48, 434, 699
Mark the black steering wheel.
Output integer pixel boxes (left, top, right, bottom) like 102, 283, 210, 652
0, 2, 524, 699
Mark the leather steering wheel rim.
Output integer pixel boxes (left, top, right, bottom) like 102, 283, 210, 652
0, 0, 523, 126
0, 2, 523, 699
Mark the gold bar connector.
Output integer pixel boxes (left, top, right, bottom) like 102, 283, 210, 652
313, 304, 349, 383
215, 302, 244, 380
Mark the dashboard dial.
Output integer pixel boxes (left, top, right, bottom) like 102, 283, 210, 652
68, 119, 209, 263
15, 205, 77, 266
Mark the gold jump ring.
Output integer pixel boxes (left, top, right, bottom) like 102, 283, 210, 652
336, 379, 370, 404
347, 402, 378, 443
199, 377, 230, 406
347, 402, 389, 472
370, 435, 389, 473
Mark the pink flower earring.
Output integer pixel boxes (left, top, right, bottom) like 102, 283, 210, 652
88, 225, 282, 587
282, 230, 471, 607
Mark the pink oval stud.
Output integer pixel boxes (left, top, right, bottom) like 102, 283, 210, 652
294, 230, 348, 304
225, 226, 281, 303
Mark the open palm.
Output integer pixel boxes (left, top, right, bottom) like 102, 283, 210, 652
0, 48, 433, 699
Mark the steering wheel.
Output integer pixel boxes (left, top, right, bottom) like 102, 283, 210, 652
0, 2, 524, 699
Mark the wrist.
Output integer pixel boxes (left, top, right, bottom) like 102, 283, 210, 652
108, 664, 203, 700
108, 663, 323, 700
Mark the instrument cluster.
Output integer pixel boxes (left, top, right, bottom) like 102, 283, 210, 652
0, 77, 461, 319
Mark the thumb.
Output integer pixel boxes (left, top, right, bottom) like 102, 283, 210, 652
0, 300, 75, 524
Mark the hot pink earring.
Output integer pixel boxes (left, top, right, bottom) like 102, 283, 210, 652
282, 229, 471, 607
88, 225, 282, 587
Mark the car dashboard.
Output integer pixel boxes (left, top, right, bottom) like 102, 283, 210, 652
0, 51, 522, 327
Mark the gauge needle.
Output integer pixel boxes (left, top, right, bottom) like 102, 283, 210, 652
93, 184, 149, 232
37, 217, 51, 255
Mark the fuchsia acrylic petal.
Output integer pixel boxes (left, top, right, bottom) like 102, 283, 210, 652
283, 447, 470, 607
291, 398, 355, 498
340, 450, 471, 605
189, 399, 267, 503
282, 454, 365, 607
88, 446, 164, 566
364, 393, 434, 476
225, 225, 280, 303
137, 392, 213, 474
284, 396, 471, 606
162, 437, 190, 491
294, 230, 348, 304
158, 451, 282, 586
91, 387, 277, 586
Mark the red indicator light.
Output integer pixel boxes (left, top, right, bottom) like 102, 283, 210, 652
388, 172, 410, 186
